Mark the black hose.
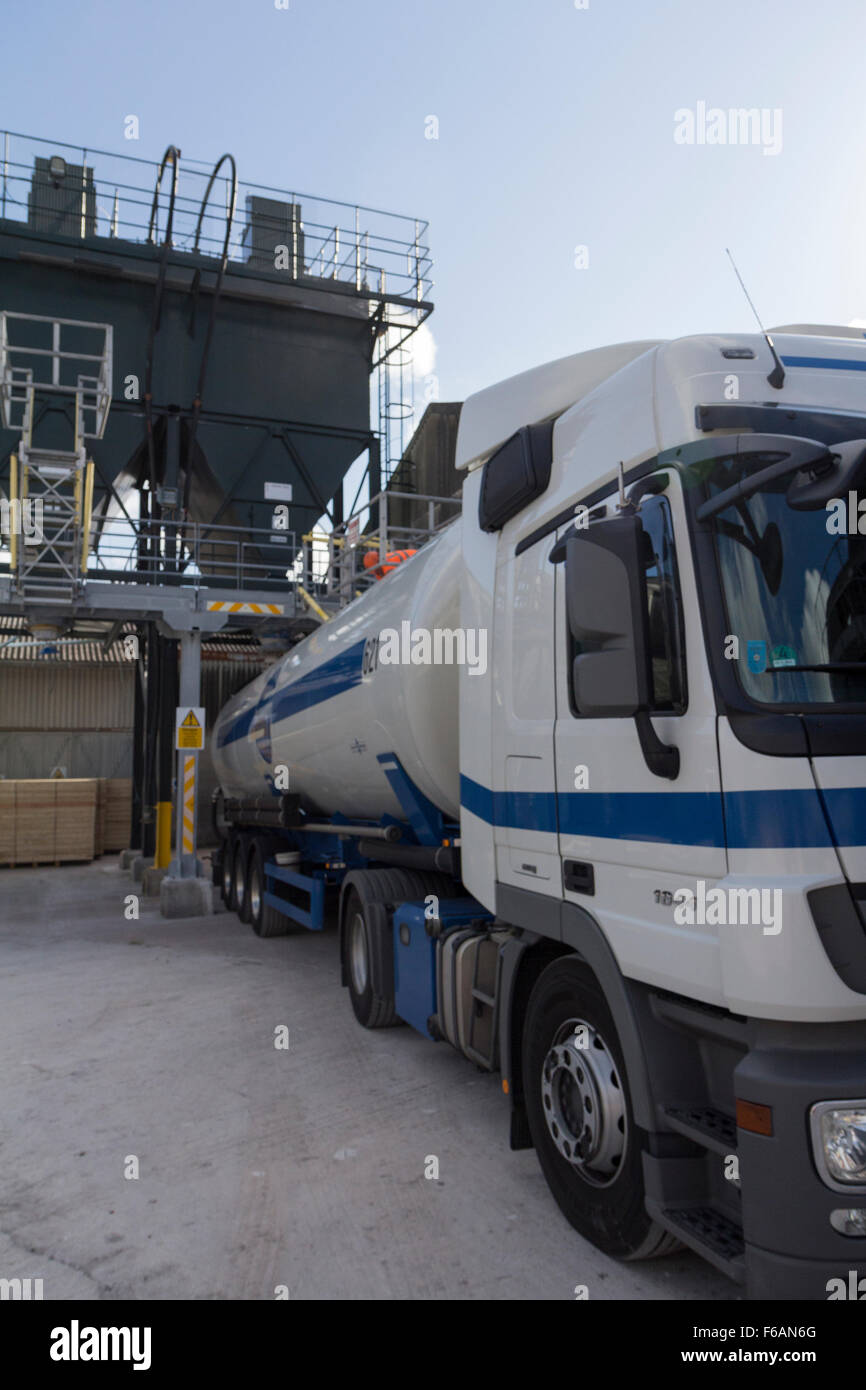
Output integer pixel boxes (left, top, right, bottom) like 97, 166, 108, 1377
143, 146, 181, 500
182, 153, 238, 516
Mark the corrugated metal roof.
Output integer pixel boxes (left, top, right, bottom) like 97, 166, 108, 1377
0, 617, 274, 665
0, 640, 132, 664
0, 616, 135, 664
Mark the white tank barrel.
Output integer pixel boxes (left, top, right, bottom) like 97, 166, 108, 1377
211, 521, 463, 823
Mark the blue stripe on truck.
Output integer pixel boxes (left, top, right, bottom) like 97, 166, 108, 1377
781, 354, 866, 372
217, 639, 367, 748
459, 778, 722, 846
460, 775, 863, 849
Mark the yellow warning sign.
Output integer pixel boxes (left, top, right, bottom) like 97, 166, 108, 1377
175, 706, 205, 751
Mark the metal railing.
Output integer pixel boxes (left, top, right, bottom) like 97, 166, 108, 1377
299, 489, 461, 608
0, 311, 113, 448
0, 129, 433, 304
83, 514, 302, 596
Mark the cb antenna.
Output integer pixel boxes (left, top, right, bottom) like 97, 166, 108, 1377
725, 247, 785, 390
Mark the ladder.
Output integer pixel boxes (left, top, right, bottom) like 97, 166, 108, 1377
0, 311, 111, 603
10, 443, 94, 603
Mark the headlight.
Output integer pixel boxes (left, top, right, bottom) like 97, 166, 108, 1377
811, 1101, 866, 1190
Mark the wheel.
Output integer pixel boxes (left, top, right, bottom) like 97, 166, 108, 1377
247, 839, 297, 938
221, 834, 236, 907
341, 867, 458, 1030
522, 957, 678, 1260
344, 886, 395, 1028
233, 835, 251, 922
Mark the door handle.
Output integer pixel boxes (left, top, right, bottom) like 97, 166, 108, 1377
563, 860, 595, 895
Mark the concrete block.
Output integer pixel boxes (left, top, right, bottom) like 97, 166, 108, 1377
160, 875, 214, 919
142, 866, 167, 897
119, 848, 140, 871
131, 855, 148, 883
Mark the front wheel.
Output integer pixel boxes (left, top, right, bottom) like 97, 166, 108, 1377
522, 958, 677, 1260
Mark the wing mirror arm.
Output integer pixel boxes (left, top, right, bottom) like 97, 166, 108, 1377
634, 709, 680, 780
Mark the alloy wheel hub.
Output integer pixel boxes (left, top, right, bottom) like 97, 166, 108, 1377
540, 1018, 627, 1187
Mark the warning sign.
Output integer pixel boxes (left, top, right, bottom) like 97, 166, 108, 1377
175, 706, 205, 751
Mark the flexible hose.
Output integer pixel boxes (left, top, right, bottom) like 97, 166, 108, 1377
182, 153, 238, 516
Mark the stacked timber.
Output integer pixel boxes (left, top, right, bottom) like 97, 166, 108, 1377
0, 777, 132, 866
102, 779, 132, 852
54, 781, 99, 862
0, 781, 16, 863
0, 779, 97, 865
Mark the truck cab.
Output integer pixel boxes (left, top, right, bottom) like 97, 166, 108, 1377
457, 329, 866, 1297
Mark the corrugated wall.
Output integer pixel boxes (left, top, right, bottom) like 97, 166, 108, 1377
0, 732, 132, 780
0, 650, 275, 825
387, 403, 463, 530
0, 664, 134, 731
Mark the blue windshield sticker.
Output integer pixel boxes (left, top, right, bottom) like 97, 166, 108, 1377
746, 640, 768, 674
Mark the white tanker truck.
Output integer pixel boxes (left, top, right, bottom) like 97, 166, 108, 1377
212, 329, 866, 1300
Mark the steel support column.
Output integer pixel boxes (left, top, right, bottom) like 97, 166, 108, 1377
155, 633, 177, 869
171, 630, 202, 878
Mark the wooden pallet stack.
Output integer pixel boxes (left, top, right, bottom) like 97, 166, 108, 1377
0, 777, 132, 866
102, 779, 132, 853
0, 781, 15, 864
54, 781, 99, 862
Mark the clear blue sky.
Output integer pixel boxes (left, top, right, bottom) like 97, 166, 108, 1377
6, 0, 866, 405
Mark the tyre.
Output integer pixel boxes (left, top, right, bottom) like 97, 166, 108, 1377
221, 834, 236, 907
522, 957, 678, 1260
233, 834, 251, 923
344, 886, 394, 1028
247, 839, 298, 938
342, 867, 457, 1030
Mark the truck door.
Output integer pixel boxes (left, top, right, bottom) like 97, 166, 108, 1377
552, 473, 729, 1003
491, 539, 560, 896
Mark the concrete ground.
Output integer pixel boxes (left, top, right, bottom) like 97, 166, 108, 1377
0, 859, 736, 1301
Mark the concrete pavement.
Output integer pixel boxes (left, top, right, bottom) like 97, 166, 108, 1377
0, 859, 736, 1301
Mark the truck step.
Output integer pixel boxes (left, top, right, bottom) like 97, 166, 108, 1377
650, 1200, 745, 1282
664, 1105, 737, 1155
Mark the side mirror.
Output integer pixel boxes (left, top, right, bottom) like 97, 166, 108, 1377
561, 513, 680, 779
565, 514, 651, 716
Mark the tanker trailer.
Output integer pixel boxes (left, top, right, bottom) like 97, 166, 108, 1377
211, 514, 483, 1030
213, 518, 462, 826
210, 333, 866, 1300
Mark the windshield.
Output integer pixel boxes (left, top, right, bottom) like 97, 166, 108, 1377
696, 450, 866, 705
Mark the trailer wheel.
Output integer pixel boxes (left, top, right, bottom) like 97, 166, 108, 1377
233, 835, 251, 922
343, 885, 398, 1028
221, 835, 236, 907
522, 958, 678, 1261
247, 840, 297, 938
340, 868, 459, 1029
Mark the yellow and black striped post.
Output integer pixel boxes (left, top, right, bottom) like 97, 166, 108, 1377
173, 632, 204, 879
180, 753, 197, 864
